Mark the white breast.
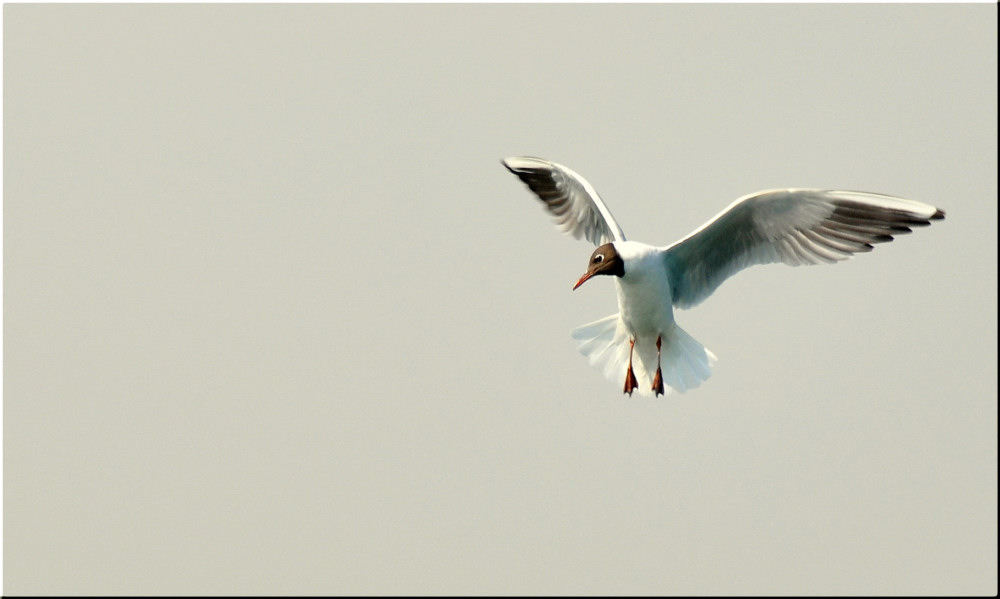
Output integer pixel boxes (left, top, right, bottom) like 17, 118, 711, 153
613, 241, 675, 337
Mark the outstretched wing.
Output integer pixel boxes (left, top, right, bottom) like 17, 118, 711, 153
503, 156, 627, 246
663, 189, 945, 309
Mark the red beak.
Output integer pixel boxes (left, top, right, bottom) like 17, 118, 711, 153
573, 271, 594, 290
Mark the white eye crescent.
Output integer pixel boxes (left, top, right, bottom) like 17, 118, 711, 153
594, 254, 604, 263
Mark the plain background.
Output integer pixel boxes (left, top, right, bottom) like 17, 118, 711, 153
3, 3, 996, 595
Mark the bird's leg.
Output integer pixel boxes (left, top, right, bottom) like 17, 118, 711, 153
624, 338, 639, 396
652, 335, 665, 397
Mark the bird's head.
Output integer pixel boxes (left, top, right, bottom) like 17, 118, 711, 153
573, 243, 625, 290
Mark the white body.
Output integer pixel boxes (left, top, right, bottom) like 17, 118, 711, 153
615, 241, 675, 334
573, 241, 716, 396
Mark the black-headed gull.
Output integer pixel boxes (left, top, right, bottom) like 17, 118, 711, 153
503, 156, 945, 397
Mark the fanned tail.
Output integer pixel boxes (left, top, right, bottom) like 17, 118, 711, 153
571, 315, 717, 396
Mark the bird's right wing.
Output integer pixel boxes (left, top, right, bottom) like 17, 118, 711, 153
503, 156, 627, 246
662, 189, 945, 309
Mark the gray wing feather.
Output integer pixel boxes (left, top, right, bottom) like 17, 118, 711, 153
503, 156, 627, 246
663, 189, 945, 309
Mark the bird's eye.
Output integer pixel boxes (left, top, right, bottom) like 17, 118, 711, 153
594, 255, 604, 263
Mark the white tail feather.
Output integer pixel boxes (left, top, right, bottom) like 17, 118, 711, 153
571, 315, 717, 396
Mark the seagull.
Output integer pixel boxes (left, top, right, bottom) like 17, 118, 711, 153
503, 156, 945, 397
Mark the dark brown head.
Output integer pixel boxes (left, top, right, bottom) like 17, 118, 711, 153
573, 243, 625, 290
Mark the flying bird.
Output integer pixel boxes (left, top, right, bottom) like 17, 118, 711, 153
503, 156, 945, 396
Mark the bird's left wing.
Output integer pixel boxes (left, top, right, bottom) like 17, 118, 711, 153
503, 156, 627, 246
663, 189, 945, 309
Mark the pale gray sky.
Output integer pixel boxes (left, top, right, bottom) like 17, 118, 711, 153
4, 4, 997, 595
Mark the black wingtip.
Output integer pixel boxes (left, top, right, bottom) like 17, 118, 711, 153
931, 209, 946, 220
502, 156, 540, 177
